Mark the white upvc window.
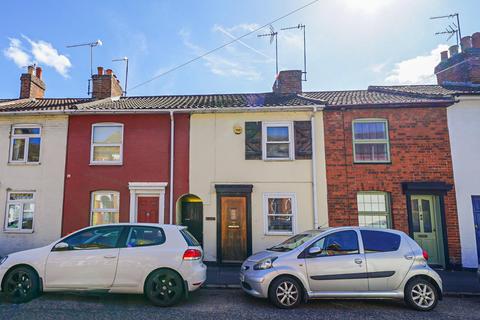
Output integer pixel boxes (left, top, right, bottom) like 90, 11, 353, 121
352, 119, 390, 163
9, 125, 41, 164
263, 193, 297, 235
90, 123, 124, 165
91, 191, 120, 226
357, 191, 391, 229
5, 191, 35, 232
262, 122, 294, 160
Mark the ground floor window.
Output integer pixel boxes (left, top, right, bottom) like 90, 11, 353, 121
91, 191, 120, 225
263, 193, 296, 235
357, 192, 390, 228
5, 191, 35, 231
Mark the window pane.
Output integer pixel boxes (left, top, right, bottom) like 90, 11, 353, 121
12, 138, 25, 161
127, 227, 166, 247
22, 203, 34, 229
266, 143, 290, 159
354, 143, 388, 161
268, 198, 292, 215
266, 126, 289, 142
411, 199, 420, 232
93, 192, 119, 210
92, 211, 119, 225
361, 230, 401, 253
321, 231, 359, 256
93, 126, 122, 144
93, 146, 121, 161
354, 122, 386, 140
65, 226, 123, 250
14, 127, 40, 135
422, 200, 433, 233
268, 216, 292, 232
7, 204, 21, 228
27, 137, 41, 162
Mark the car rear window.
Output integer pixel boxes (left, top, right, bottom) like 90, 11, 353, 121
361, 230, 401, 253
180, 229, 200, 247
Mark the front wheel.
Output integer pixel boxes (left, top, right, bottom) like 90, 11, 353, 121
3, 266, 40, 303
404, 278, 439, 311
144, 269, 185, 307
268, 276, 303, 309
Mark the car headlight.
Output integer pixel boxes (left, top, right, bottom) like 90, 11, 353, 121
0, 256, 8, 266
253, 257, 278, 270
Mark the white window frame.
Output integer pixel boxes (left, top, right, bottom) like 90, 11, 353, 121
357, 191, 391, 229
9, 124, 42, 164
90, 190, 120, 225
263, 192, 297, 235
4, 191, 35, 232
90, 123, 124, 165
352, 119, 390, 163
262, 122, 295, 161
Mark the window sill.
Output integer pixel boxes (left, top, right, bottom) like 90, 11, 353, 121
8, 162, 41, 166
3, 229, 34, 234
89, 162, 123, 166
262, 158, 295, 162
353, 161, 391, 165
265, 232, 294, 236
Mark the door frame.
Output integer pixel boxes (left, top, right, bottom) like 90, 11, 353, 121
215, 184, 253, 264
402, 182, 452, 268
128, 182, 168, 224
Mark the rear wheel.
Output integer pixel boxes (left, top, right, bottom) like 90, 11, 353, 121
404, 278, 438, 311
144, 269, 184, 307
3, 266, 40, 304
268, 276, 302, 309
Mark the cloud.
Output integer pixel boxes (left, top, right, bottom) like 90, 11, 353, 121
22, 36, 72, 77
3, 38, 31, 67
385, 44, 449, 84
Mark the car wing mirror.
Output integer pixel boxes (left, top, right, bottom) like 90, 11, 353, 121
53, 242, 69, 251
308, 246, 322, 255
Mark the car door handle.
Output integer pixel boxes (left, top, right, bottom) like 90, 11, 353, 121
104, 255, 117, 259
354, 258, 363, 264
404, 255, 414, 260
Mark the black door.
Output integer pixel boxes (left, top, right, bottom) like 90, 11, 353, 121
181, 202, 203, 245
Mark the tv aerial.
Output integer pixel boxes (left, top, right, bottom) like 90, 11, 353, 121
258, 25, 279, 75
430, 13, 462, 46
113, 57, 129, 96
67, 40, 103, 95
281, 24, 307, 81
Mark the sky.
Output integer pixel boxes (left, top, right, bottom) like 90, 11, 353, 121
0, 0, 478, 98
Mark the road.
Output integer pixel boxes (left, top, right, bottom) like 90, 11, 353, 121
1, 289, 479, 320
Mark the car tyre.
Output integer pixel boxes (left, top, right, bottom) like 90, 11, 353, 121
144, 269, 184, 307
404, 278, 438, 311
268, 276, 303, 309
3, 266, 40, 304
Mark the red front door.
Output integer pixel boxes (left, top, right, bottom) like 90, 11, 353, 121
137, 196, 159, 223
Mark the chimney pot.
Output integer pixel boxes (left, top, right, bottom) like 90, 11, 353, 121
27, 65, 34, 75
440, 51, 449, 61
35, 67, 42, 79
106, 69, 113, 75
472, 32, 480, 48
97, 66, 104, 75
448, 45, 459, 57
461, 36, 473, 51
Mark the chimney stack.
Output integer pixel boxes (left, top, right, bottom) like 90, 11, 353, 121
20, 65, 46, 99
272, 70, 303, 95
91, 66, 123, 99
435, 32, 480, 85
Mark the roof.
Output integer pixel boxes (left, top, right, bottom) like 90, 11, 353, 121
369, 84, 480, 98
0, 98, 90, 113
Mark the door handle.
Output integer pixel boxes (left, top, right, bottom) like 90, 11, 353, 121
104, 255, 117, 259
354, 258, 363, 264
404, 255, 414, 260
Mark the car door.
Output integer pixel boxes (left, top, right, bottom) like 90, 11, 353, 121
45, 226, 125, 289
304, 230, 368, 292
361, 230, 415, 291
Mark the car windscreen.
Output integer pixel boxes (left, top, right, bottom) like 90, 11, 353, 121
267, 233, 318, 252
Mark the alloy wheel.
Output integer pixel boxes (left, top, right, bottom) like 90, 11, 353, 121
5, 270, 32, 300
411, 283, 435, 309
276, 280, 299, 307
146, 270, 183, 306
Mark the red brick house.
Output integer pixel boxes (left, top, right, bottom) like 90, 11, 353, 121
302, 90, 459, 267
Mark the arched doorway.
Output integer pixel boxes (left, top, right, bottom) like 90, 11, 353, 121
178, 194, 203, 245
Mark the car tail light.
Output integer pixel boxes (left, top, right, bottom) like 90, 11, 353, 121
422, 250, 429, 261
183, 249, 202, 261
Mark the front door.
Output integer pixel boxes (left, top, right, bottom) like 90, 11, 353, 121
137, 196, 159, 223
411, 195, 441, 265
181, 201, 203, 245
220, 197, 247, 263
472, 196, 480, 264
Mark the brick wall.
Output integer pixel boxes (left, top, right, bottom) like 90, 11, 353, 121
323, 106, 461, 265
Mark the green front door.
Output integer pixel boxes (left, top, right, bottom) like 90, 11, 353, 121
410, 195, 443, 266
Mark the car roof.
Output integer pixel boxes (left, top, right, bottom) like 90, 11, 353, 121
78, 223, 186, 231
303, 226, 406, 236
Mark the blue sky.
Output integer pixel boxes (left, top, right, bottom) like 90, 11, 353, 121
0, 0, 478, 98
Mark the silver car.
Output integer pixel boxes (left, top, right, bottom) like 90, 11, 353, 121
240, 227, 442, 311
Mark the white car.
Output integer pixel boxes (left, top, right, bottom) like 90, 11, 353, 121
0, 223, 206, 306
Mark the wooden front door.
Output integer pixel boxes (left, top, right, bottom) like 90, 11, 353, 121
411, 195, 442, 265
137, 196, 159, 223
221, 197, 247, 263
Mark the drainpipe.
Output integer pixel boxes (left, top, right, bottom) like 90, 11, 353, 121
169, 111, 175, 224
311, 106, 319, 229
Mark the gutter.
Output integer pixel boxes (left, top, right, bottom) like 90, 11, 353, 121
310, 106, 319, 229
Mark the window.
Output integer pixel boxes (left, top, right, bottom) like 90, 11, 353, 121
357, 192, 391, 229
5, 192, 35, 231
361, 230, 401, 253
60, 226, 124, 250
180, 229, 200, 247
127, 226, 166, 247
309, 230, 359, 257
9, 125, 41, 163
90, 123, 123, 164
352, 119, 390, 163
262, 122, 294, 160
91, 191, 120, 225
264, 193, 296, 235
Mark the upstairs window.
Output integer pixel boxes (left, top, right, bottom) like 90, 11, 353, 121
262, 122, 294, 160
90, 123, 123, 165
10, 125, 41, 163
5, 192, 35, 231
352, 119, 390, 163
91, 191, 120, 225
